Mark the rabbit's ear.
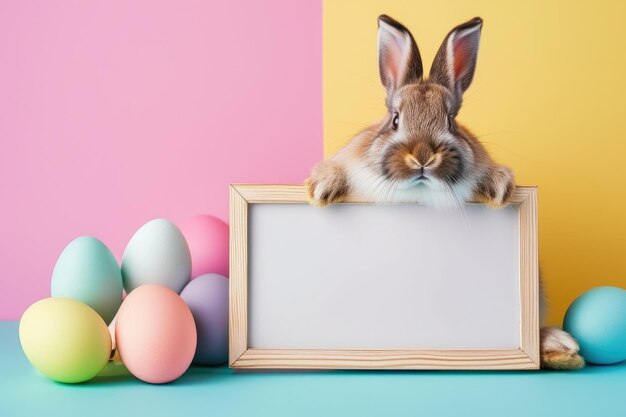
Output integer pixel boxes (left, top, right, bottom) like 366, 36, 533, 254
430, 17, 483, 111
378, 15, 423, 98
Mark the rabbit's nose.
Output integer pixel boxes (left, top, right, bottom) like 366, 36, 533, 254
416, 167, 425, 177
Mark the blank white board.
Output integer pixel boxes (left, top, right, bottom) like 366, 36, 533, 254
247, 203, 520, 350
229, 184, 539, 369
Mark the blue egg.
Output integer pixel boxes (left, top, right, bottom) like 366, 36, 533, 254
563, 286, 626, 365
51, 236, 123, 325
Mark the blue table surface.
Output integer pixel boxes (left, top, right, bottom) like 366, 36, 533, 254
1, 321, 624, 417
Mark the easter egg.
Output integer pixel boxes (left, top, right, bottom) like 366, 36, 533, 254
19, 298, 111, 383
115, 284, 196, 383
51, 236, 123, 324
563, 286, 626, 365
121, 219, 191, 293
179, 215, 229, 278
180, 274, 229, 365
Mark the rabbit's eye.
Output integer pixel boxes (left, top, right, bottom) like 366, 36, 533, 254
392, 113, 399, 130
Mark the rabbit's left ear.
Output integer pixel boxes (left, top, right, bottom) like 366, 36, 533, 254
378, 15, 423, 99
430, 17, 483, 112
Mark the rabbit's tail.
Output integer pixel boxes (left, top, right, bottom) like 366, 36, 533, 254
540, 327, 585, 370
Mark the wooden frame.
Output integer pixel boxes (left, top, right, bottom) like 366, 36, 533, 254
229, 184, 539, 370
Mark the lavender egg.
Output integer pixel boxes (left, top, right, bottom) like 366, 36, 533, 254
180, 274, 228, 365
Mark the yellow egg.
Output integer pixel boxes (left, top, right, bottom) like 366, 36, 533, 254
19, 298, 111, 383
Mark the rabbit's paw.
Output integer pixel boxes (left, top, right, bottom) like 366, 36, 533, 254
481, 166, 515, 208
540, 327, 585, 370
305, 163, 349, 207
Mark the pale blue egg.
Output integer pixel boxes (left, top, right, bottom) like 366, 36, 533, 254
563, 286, 626, 365
51, 236, 123, 325
121, 219, 191, 294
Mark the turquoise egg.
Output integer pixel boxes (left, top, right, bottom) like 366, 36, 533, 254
563, 286, 626, 365
51, 237, 123, 324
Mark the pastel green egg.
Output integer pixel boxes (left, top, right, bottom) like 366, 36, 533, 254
19, 298, 112, 383
51, 236, 122, 324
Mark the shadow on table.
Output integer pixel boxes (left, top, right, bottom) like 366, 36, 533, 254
84, 362, 235, 387
79, 359, 624, 387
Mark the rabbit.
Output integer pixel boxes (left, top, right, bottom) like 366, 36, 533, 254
305, 15, 584, 370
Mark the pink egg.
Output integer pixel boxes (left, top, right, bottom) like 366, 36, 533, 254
115, 285, 196, 384
179, 215, 229, 278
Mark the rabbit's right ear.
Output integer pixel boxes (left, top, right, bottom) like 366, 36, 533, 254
429, 17, 483, 114
378, 15, 423, 100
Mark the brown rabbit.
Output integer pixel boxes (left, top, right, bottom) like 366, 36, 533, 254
306, 15, 583, 369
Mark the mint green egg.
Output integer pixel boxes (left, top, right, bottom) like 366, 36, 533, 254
51, 237, 123, 324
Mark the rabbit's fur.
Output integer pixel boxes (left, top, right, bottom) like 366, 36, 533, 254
306, 15, 583, 370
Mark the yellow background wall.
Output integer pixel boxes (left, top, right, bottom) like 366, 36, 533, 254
324, 0, 626, 325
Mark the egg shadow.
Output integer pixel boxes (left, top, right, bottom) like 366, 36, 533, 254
85, 362, 137, 385
167, 365, 234, 386
84, 362, 235, 386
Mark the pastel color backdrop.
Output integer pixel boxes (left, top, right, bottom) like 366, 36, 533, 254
2, 0, 625, 327
324, 0, 626, 325
0, 1, 322, 319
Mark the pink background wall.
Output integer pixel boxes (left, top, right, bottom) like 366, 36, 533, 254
0, 1, 322, 319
